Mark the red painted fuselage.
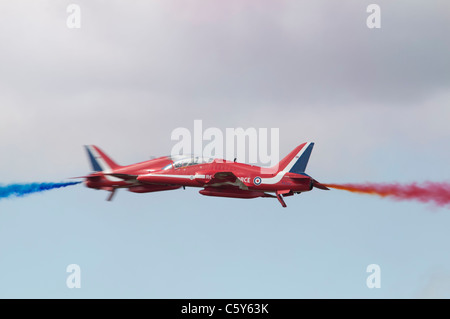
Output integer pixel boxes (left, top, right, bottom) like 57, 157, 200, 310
81, 143, 328, 207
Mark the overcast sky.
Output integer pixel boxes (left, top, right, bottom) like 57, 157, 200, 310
0, 0, 449, 298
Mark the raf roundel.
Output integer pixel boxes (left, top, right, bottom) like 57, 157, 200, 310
253, 176, 262, 186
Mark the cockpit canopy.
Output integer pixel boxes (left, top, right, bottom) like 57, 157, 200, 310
162, 155, 215, 170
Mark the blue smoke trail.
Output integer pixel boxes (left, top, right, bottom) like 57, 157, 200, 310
0, 181, 81, 200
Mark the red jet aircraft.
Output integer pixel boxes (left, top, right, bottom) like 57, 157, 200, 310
80, 142, 328, 207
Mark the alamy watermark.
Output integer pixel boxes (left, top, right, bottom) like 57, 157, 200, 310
366, 4, 381, 29
66, 264, 81, 289
66, 4, 81, 29
366, 264, 381, 289
170, 120, 280, 169
65, 4, 380, 30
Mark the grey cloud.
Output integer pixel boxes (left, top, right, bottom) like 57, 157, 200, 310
2, 1, 449, 106
0, 1, 449, 180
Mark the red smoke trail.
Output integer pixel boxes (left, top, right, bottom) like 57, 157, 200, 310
324, 182, 450, 207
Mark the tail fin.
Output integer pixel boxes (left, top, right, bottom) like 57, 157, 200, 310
84, 145, 120, 172
276, 142, 314, 173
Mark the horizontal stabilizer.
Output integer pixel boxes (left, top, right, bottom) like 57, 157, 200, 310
69, 175, 94, 179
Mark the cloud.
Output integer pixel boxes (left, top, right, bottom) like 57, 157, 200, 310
0, 0, 448, 181
2, 0, 449, 103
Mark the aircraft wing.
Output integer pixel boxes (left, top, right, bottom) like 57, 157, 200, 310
205, 172, 248, 190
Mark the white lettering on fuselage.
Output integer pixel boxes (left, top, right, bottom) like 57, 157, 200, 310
238, 177, 250, 183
